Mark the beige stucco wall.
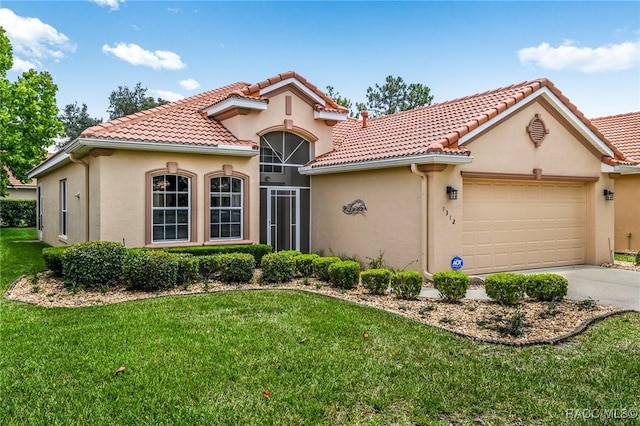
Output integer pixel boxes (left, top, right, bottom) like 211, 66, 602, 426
94, 150, 260, 248
311, 167, 423, 270
614, 174, 640, 252
220, 89, 336, 156
37, 161, 87, 246
6, 187, 37, 200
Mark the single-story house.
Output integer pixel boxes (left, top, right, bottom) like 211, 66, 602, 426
29, 72, 638, 276
591, 112, 640, 252
4, 167, 37, 200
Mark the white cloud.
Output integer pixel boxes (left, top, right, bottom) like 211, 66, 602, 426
152, 90, 184, 102
10, 57, 37, 72
518, 40, 640, 73
91, 0, 124, 11
102, 42, 186, 70
0, 8, 75, 70
167, 7, 181, 13
179, 78, 200, 91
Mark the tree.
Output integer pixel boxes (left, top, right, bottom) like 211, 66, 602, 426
362, 75, 433, 117
58, 102, 102, 146
325, 86, 357, 117
107, 82, 169, 120
0, 28, 63, 197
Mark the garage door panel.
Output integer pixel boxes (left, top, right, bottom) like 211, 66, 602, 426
463, 180, 586, 274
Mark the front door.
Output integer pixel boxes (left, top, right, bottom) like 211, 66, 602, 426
266, 187, 300, 252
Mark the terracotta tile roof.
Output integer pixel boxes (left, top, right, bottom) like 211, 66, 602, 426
591, 112, 640, 162
80, 82, 257, 148
314, 78, 629, 168
241, 71, 349, 113
6, 167, 35, 187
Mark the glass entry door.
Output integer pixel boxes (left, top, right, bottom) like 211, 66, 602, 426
266, 188, 300, 252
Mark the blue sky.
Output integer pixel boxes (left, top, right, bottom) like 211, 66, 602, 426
2, 1, 639, 121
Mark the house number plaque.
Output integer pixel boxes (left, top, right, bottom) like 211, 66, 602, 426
342, 199, 367, 215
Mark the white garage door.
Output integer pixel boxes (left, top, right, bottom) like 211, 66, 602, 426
463, 180, 586, 274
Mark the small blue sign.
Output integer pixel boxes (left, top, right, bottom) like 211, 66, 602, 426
451, 256, 464, 270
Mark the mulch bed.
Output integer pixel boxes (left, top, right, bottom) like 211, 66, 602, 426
6, 269, 633, 346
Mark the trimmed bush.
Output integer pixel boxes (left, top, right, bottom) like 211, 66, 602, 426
261, 252, 296, 284
198, 255, 220, 280
312, 256, 341, 282
635, 250, 640, 266
122, 250, 178, 291
42, 246, 67, 276
0, 199, 36, 227
278, 250, 302, 258
328, 260, 361, 289
432, 271, 469, 302
295, 253, 320, 277
485, 272, 526, 305
165, 244, 272, 264
360, 268, 392, 295
174, 254, 200, 287
218, 253, 255, 284
62, 241, 127, 291
524, 273, 569, 302
391, 271, 423, 300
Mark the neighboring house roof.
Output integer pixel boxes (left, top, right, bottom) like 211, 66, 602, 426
591, 112, 640, 162
311, 78, 629, 169
6, 168, 36, 188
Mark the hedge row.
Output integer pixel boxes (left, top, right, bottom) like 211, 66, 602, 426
0, 199, 36, 228
164, 244, 272, 264
431, 271, 568, 304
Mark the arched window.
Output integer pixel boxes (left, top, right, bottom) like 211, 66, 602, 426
207, 174, 247, 241
150, 173, 192, 243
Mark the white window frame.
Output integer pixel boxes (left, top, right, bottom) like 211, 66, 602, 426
209, 176, 244, 241
151, 174, 191, 243
60, 179, 67, 237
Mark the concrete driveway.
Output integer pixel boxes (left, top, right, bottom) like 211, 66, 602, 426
421, 265, 639, 310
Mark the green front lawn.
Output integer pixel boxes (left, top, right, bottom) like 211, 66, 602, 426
1, 229, 639, 425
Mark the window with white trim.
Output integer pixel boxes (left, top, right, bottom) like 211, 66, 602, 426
210, 176, 243, 240
151, 174, 191, 242
60, 179, 67, 236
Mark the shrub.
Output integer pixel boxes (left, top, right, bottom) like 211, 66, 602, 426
165, 244, 272, 264
218, 253, 255, 284
635, 250, 640, 266
328, 260, 361, 289
278, 250, 302, 258
485, 273, 526, 305
122, 250, 178, 291
42, 246, 67, 276
432, 271, 469, 302
295, 253, 320, 277
261, 252, 296, 284
391, 271, 423, 300
62, 241, 127, 291
174, 254, 200, 288
524, 273, 569, 302
360, 268, 392, 295
198, 255, 220, 280
0, 199, 36, 227
312, 256, 341, 282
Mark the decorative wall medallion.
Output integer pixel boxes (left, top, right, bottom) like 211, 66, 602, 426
527, 113, 549, 147
342, 199, 367, 215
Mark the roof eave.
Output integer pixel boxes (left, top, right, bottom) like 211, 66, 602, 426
602, 163, 640, 175
299, 153, 473, 176
204, 97, 268, 117
65, 137, 258, 157
28, 152, 70, 179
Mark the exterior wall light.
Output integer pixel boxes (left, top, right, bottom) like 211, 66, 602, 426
603, 189, 614, 201
447, 186, 458, 200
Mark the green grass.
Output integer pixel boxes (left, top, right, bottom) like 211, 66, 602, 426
615, 252, 637, 263
1, 229, 639, 425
